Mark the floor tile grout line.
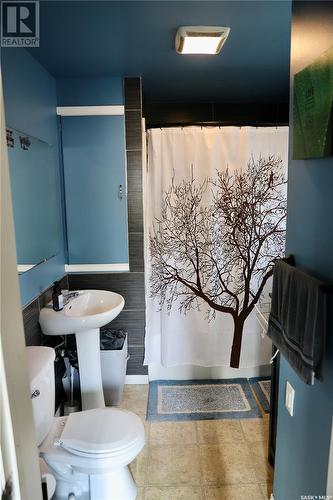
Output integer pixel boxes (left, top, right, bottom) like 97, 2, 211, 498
142, 427, 149, 498
239, 417, 249, 444
193, 420, 207, 499
197, 442, 207, 493
204, 482, 270, 499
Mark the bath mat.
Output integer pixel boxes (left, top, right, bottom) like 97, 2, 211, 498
249, 377, 271, 413
147, 379, 262, 421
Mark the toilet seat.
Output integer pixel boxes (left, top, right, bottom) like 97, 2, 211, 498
40, 409, 145, 475
55, 408, 143, 458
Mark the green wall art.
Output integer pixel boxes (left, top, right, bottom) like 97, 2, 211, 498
293, 45, 333, 159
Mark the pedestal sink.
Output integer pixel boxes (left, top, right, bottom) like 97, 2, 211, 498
39, 290, 125, 410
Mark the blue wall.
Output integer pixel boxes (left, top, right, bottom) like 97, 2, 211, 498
1, 48, 66, 306
57, 77, 128, 265
57, 77, 123, 106
61, 115, 128, 264
274, 2, 333, 498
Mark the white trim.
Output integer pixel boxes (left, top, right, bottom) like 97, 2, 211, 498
17, 264, 35, 273
327, 416, 333, 496
125, 375, 149, 385
65, 263, 129, 273
56, 105, 124, 116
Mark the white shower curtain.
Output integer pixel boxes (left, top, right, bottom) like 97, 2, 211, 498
144, 126, 289, 368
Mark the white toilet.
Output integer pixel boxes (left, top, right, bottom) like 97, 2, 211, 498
26, 346, 145, 500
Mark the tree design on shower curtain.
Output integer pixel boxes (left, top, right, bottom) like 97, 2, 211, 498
150, 155, 287, 368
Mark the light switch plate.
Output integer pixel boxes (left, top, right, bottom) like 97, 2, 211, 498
285, 381, 295, 416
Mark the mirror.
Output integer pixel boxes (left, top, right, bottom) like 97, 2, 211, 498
6, 128, 60, 273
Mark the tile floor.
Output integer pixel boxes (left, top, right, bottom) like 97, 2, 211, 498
119, 385, 273, 500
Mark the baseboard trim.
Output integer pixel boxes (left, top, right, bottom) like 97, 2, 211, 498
65, 263, 129, 273
125, 375, 149, 385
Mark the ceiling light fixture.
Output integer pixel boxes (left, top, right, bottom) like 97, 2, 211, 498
175, 26, 230, 55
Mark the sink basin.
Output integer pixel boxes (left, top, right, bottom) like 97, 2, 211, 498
39, 289, 125, 410
39, 289, 125, 336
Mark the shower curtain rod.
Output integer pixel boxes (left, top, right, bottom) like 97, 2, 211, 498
146, 121, 289, 129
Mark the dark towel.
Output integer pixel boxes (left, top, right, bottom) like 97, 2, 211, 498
267, 260, 327, 384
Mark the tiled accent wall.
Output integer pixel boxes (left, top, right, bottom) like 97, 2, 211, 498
68, 272, 146, 374
69, 77, 147, 376
125, 78, 144, 271
22, 274, 69, 410
124, 77, 147, 374
23, 275, 68, 346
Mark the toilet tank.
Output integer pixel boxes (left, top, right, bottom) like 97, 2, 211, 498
26, 346, 55, 446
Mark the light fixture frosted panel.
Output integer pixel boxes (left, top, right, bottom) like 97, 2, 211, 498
176, 26, 230, 55
182, 37, 221, 54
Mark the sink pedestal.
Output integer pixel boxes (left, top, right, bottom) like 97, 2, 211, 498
76, 328, 105, 410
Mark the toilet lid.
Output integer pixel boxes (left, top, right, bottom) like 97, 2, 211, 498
57, 408, 143, 455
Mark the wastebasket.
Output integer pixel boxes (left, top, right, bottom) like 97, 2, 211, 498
100, 329, 129, 406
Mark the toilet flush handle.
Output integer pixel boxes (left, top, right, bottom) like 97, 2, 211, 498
31, 389, 40, 399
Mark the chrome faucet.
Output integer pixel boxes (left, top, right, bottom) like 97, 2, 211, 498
63, 291, 79, 305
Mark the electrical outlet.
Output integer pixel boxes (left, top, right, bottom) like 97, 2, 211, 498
285, 381, 295, 416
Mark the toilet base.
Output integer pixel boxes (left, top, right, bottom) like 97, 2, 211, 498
50, 465, 137, 500
90, 466, 137, 500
